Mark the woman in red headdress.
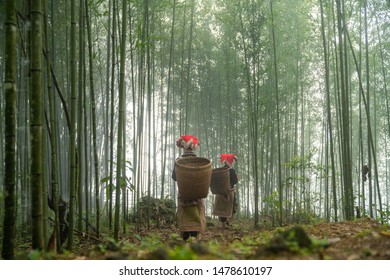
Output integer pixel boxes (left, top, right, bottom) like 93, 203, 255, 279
212, 154, 238, 227
172, 135, 206, 240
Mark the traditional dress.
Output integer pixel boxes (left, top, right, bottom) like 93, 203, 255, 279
212, 154, 238, 227
172, 135, 206, 240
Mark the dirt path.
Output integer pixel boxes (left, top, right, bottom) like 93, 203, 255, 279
63, 217, 390, 260
201, 217, 390, 259
306, 218, 390, 259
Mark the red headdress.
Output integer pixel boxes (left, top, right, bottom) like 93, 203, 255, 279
220, 154, 237, 167
176, 135, 200, 150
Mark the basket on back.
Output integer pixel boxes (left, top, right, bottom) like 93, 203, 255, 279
210, 166, 231, 195
175, 157, 212, 200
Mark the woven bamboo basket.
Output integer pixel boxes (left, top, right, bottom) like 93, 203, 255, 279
175, 157, 212, 200
210, 166, 231, 195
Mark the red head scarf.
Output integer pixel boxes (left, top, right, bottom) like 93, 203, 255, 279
176, 135, 200, 150
220, 154, 237, 167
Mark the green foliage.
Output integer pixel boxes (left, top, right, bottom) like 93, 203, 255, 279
167, 245, 197, 260
259, 201, 322, 227
282, 152, 318, 186
139, 234, 165, 251
26, 250, 58, 260
100, 163, 135, 200
28, 250, 43, 260
376, 206, 390, 225
130, 196, 176, 226
256, 225, 328, 258
290, 208, 321, 225
95, 237, 121, 254
263, 191, 280, 210
355, 229, 372, 238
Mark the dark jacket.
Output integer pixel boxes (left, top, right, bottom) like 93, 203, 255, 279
224, 164, 238, 188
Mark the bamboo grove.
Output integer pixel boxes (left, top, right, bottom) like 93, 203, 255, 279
1, 0, 389, 259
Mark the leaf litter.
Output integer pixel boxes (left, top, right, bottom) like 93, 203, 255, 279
65, 217, 390, 260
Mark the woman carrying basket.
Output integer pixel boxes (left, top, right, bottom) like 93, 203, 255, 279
213, 154, 238, 227
172, 135, 206, 241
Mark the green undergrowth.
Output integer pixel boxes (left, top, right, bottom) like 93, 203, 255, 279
72, 219, 328, 260
12, 218, 388, 260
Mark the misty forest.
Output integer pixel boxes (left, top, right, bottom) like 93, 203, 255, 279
1, 0, 390, 260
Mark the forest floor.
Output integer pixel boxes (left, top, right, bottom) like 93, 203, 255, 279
60, 217, 390, 260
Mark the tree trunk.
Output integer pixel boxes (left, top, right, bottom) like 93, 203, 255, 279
43, 0, 63, 252
335, 0, 354, 220
30, 0, 45, 250
2, 0, 17, 259
270, 0, 283, 226
109, 0, 117, 231
114, 0, 128, 240
320, 0, 338, 222
84, 0, 100, 238
68, 0, 77, 250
